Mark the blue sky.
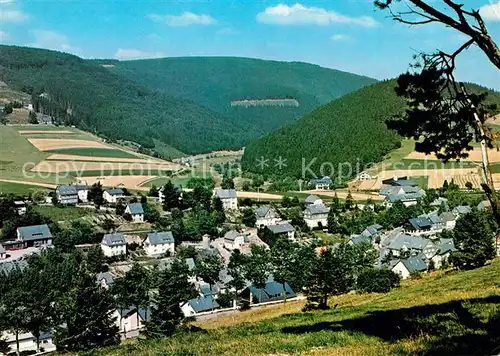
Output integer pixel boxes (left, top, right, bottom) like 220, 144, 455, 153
1, 0, 499, 89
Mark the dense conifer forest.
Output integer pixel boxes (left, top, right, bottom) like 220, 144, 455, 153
241, 80, 500, 179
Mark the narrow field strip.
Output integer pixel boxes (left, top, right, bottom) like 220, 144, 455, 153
45, 147, 140, 159
46, 154, 153, 164
18, 130, 76, 134
28, 138, 110, 151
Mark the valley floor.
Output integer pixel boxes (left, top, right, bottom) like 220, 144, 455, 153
76, 259, 500, 356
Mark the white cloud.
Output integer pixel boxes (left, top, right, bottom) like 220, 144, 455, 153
331, 34, 350, 41
0, 9, 29, 22
0, 30, 10, 42
256, 3, 379, 28
0, 0, 15, 4
148, 12, 217, 26
29, 30, 80, 54
114, 48, 166, 60
479, 2, 500, 21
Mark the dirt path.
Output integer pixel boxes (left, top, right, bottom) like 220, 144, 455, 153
302, 190, 383, 201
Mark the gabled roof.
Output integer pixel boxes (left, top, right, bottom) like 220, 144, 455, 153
214, 188, 236, 199
17, 224, 53, 241
105, 188, 124, 196
119, 306, 149, 321
224, 230, 245, 242
147, 231, 174, 245
247, 280, 296, 303
408, 217, 432, 230
401, 255, 427, 273
188, 295, 220, 313
56, 185, 77, 195
102, 233, 126, 246
350, 234, 371, 245
362, 224, 383, 236
430, 197, 449, 206
387, 193, 422, 203
305, 195, 321, 204
305, 204, 330, 215
255, 206, 276, 218
267, 222, 295, 234
96, 271, 114, 285
75, 185, 88, 191
437, 241, 456, 255
427, 213, 443, 224
440, 212, 456, 222
127, 203, 144, 215
388, 234, 429, 251
453, 205, 472, 215
310, 176, 332, 184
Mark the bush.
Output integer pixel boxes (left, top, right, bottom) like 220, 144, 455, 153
357, 268, 400, 293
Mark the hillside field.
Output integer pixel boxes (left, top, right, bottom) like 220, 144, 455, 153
75, 259, 500, 356
0, 125, 184, 190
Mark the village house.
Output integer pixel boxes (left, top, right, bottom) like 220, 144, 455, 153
214, 188, 238, 210
360, 223, 384, 242
254, 206, 281, 228
303, 204, 330, 230
75, 185, 89, 202
101, 233, 127, 257
143, 231, 175, 257
126, 203, 144, 223
16, 224, 53, 248
103, 188, 125, 203
379, 178, 426, 207
241, 280, 296, 304
385, 233, 437, 259
453, 205, 472, 217
348, 234, 372, 246
223, 230, 248, 250
356, 171, 375, 181
0, 245, 6, 260
96, 271, 115, 289
309, 176, 332, 190
1, 330, 55, 354
440, 212, 457, 229
114, 307, 148, 334
14, 200, 26, 215
390, 255, 428, 280
430, 239, 456, 268
181, 295, 220, 317
304, 194, 323, 206
407, 217, 433, 234
265, 222, 296, 241
56, 185, 78, 205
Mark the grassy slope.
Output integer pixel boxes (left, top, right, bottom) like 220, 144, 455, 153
0, 181, 50, 195
83, 260, 500, 356
0, 125, 73, 184
103, 57, 377, 137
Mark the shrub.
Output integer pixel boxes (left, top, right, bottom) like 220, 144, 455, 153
357, 268, 400, 293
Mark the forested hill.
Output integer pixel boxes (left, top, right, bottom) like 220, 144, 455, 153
100, 57, 377, 134
0, 46, 251, 154
241, 80, 500, 179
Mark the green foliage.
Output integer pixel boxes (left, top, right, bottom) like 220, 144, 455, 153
144, 259, 196, 338
195, 254, 223, 290
0, 46, 243, 154
242, 80, 404, 178
88, 182, 104, 208
55, 274, 119, 352
450, 211, 497, 270
106, 56, 376, 145
86, 245, 106, 274
162, 180, 181, 212
241, 208, 256, 227
357, 268, 401, 293
28, 110, 38, 124
221, 175, 235, 190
